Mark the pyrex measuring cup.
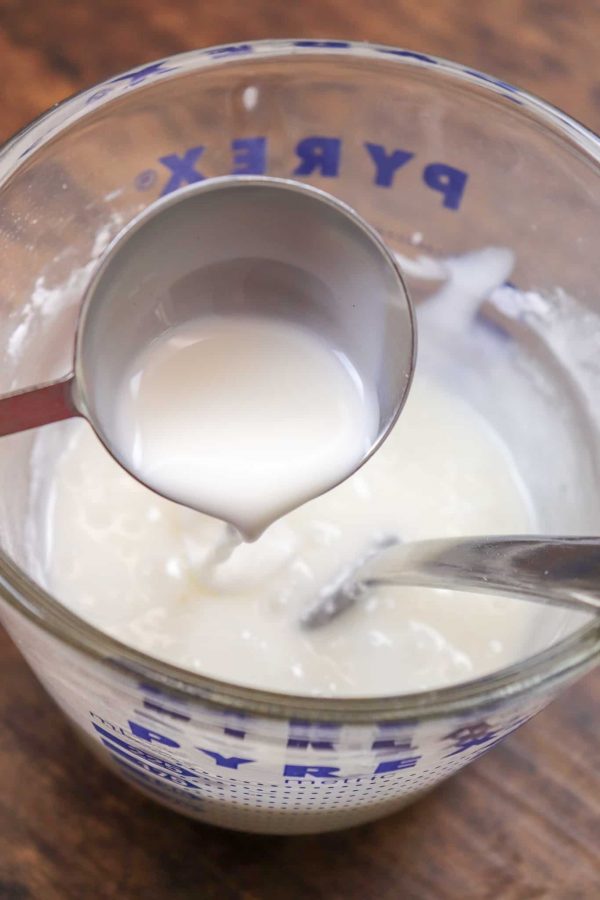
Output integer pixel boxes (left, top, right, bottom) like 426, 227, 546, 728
0, 41, 598, 834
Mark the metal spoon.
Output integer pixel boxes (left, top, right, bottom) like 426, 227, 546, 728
300, 535, 600, 628
0, 176, 415, 519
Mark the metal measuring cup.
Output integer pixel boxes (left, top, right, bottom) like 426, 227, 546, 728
0, 176, 416, 516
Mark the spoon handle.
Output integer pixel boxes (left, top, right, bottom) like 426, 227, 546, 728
362, 536, 600, 612
301, 536, 600, 629
0, 375, 79, 437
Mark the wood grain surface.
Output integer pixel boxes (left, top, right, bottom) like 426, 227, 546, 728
0, 1, 598, 897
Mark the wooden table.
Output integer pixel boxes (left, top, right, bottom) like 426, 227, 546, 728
0, 1, 598, 896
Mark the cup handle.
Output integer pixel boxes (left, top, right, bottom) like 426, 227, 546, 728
0, 374, 80, 436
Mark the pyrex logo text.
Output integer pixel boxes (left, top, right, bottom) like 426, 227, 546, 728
135, 135, 469, 210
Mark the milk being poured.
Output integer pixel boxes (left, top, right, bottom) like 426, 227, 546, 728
113, 315, 379, 539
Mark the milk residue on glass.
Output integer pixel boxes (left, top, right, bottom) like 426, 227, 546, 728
113, 315, 379, 540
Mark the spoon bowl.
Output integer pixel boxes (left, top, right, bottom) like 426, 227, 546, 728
0, 176, 415, 525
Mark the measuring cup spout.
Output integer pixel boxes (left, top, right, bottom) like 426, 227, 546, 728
0, 375, 79, 437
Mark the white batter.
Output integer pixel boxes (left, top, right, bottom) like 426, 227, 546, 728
113, 315, 378, 539
39, 371, 538, 697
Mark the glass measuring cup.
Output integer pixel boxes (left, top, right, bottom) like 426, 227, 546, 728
0, 40, 598, 835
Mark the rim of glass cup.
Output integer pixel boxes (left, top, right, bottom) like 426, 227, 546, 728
0, 39, 598, 723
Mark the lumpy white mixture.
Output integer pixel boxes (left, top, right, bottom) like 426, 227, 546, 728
37, 370, 538, 697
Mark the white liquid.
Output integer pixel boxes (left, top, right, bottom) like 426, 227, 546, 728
39, 372, 539, 697
113, 316, 379, 538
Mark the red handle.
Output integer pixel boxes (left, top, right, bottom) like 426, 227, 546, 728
0, 375, 80, 437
